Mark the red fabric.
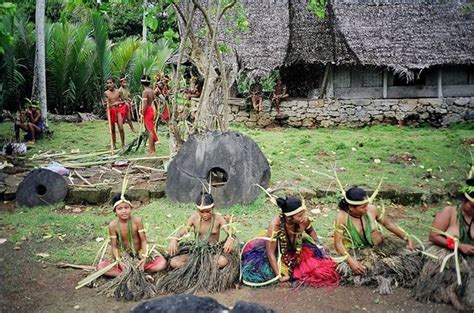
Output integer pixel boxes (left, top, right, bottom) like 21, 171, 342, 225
116, 103, 128, 118
98, 260, 122, 273
144, 105, 158, 142
446, 237, 455, 250
161, 104, 170, 122
291, 246, 340, 288
144, 256, 166, 270
108, 106, 118, 124
98, 256, 165, 272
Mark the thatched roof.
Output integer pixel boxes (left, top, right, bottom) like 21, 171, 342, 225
221, 0, 474, 72
223, 0, 290, 76
285, 0, 356, 66
332, 0, 474, 69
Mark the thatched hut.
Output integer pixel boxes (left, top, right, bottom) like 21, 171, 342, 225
228, 0, 474, 100
176, 0, 473, 127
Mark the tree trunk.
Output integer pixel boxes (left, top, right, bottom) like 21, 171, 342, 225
142, 0, 148, 43
33, 0, 47, 124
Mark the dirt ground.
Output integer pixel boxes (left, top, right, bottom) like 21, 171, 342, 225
0, 237, 455, 313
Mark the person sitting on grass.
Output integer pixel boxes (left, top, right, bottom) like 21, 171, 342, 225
414, 172, 474, 310
156, 192, 240, 294
97, 193, 167, 277
241, 196, 340, 288
333, 186, 422, 294
14, 102, 45, 144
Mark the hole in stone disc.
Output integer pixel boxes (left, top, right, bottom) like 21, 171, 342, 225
207, 167, 228, 189
36, 184, 47, 196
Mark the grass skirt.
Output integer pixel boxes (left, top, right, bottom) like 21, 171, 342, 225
336, 236, 423, 294
241, 237, 339, 287
96, 255, 157, 301
413, 244, 474, 310
155, 241, 239, 294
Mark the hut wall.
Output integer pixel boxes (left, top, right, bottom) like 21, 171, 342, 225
307, 65, 474, 99
228, 97, 473, 128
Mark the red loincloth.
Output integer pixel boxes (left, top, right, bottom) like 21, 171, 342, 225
144, 105, 158, 142
108, 106, 118, 124
116, 103, 129, 119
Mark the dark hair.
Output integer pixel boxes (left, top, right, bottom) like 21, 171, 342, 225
141, 74, 151, 86
111, 193, 131, 211
338, 187, 368, 211
106, 77, 115, 83
461, 178, 474, 202
196, 192, 214, 206
276, 196, 301, 215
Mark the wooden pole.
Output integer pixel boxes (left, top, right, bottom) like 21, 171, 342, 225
106, 104, 114, 152
437, 68, 443, 99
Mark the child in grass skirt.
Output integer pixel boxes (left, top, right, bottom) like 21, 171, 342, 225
97, 193, 167, 277
414, 177, 474, 310
241, 196, 339, 288
333, 187, 422, 294
156, 192, 240, 294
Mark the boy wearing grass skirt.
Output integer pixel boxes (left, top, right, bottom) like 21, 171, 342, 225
156, 192, 239, 294
97, 193, 167, 277
333, 187, 423, 294
414, 177, 474, 310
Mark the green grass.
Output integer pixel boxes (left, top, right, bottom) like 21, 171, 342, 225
0, 120, 473, 263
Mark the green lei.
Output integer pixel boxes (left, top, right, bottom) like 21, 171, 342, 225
457, 205, 473, 245
116, 219, 137, 257
346, 213, 374, 249
194, 215, 215, 244
277, 214, 303, 275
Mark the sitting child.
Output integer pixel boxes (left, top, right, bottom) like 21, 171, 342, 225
97, 193, 167, 277
156, 192, 239, 293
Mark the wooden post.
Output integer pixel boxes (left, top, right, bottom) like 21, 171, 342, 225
106, 105, 114, 152
327, 64, 334, 98
437, 68, 443, 98
383, 69, 388, 99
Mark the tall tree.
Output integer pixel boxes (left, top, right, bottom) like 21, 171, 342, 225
169, 0, 244, 155
32, 0, 47, 122
142, 0, 148, 42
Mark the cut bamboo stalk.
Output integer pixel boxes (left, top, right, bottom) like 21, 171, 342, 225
62, 156, 168, 168
132, 165, 163, 172
61, 150, 111, 161
75, 260, 118, 289
74, 170, 92, 186
57, 263, 96, 271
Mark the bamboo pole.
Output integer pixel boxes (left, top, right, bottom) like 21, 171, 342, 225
62, 155, 169, 168
74, 170, 92, 186
105, 103, 115, 152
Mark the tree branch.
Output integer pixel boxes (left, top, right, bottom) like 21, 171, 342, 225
219, 0, 237, 21
191, 0, 215, 38
173, 3, 189, 27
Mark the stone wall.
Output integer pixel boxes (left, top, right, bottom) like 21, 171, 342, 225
228, 97, 474, 128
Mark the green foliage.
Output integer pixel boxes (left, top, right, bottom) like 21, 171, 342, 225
129, 39, 174, 92
111, 37, 141, 82
0, 10, 35, 111
236, 72, 253, 96
261, 70, 279, 93
306, 0, 326, 18
46, 22, 95, 114
0, 2, 16, 55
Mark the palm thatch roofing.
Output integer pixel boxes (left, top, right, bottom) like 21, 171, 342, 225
210, 0, 474, 73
